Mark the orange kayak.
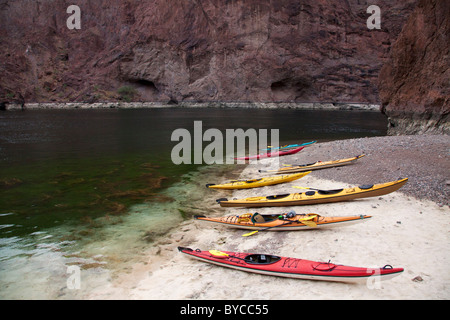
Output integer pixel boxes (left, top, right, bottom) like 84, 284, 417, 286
195, 212, 371, 231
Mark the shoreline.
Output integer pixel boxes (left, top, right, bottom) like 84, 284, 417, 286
254, 134, 450, 207
3, 101, 380, 112
85, 134, 449, 300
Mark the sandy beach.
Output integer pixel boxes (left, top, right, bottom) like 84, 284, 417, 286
86, 134, 449, 300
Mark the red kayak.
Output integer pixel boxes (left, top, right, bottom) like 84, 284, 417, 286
234, 146, 305, 161
178, 247, 403, 283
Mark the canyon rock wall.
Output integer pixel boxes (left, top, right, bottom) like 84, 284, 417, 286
0, 0, 416, 105
378, 0, 449, 135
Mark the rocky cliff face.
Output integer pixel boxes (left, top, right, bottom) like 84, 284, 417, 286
1, 0, 416, 104
378, 0, 449, 135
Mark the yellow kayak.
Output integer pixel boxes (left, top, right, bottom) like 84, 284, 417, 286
260, 154, 365, 174
206, 172, 310, 190
216, 178, 408, 207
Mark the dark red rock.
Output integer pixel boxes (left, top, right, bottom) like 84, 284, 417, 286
378, 0, 450, 134
0, 0, 416, 104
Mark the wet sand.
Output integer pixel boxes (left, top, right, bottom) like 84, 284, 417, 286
86, 134, 449, 300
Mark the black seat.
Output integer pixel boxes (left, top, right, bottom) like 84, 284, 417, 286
317, 188, 343, 195
266, 194, 290, 200
244, 254, 281, 265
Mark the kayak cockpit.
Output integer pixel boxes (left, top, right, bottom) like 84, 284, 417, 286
250, 211, 298, 223
317, 188, 343, 195
244, 254, 281, 265
266, 194, 290, 200
304, 189, 344, 196
297, 161, 318, 167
